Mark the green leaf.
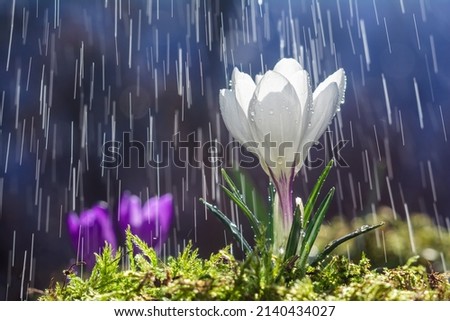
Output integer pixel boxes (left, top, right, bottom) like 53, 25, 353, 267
303, 159, 333, 228
297, 187, 335, 274
221, 168, 241, 195
200, 198, 252, 253
229, 170, 267, 225
221, 169, 261, 239
283, 202, 303, 262
310, 222, 385, 267
221, 185, 261, 239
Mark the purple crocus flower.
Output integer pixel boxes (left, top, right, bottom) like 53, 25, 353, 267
67, 202, 117, 269
119, 192, 173, 251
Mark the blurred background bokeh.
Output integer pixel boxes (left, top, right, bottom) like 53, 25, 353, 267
1, 0, 450, 300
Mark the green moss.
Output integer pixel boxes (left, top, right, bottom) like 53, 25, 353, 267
315, 208, 450, 270
40, 217, 450, 301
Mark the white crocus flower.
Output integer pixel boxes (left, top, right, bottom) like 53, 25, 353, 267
219, 58, 346, 250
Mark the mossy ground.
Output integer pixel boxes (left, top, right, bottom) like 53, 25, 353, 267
40, 213, 450, 301
315, 208, 450, 270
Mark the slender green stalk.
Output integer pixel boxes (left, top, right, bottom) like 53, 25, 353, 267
297, 187, 335, 275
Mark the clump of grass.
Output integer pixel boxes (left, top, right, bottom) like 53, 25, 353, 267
41, 224, 450, 301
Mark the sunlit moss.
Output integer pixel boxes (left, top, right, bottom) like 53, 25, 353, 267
40, 216, 450, 301
315, 208, 450, 270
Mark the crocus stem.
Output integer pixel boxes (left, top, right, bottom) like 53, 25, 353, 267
270, 172, 294, 252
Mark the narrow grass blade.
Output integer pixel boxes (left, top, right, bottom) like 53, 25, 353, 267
297, 187, 335, 274
310, 222, 385, 267
283, 203, 303, 262
303, 160, 333, 228
221, 168, 241, 194
221, 185, 261, 239
221, 169, 262, 239
229, 170, 267, 227
200, 198, 252, 253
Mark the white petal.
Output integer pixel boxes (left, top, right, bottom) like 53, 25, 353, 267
274, 60, 312, 141
293, 71, 313, 166
303, 83, 339, 147
313, 68, 346, 105
219, 89, 253, 144
265, 69, 313, 164
255, 74, 263, 85
231, 67, 256, 116
286, 70, 309, 106
286, 70, 311, 135
273, 58, 303, 78
296, 70, 345, 172
248, 71, 302, 178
